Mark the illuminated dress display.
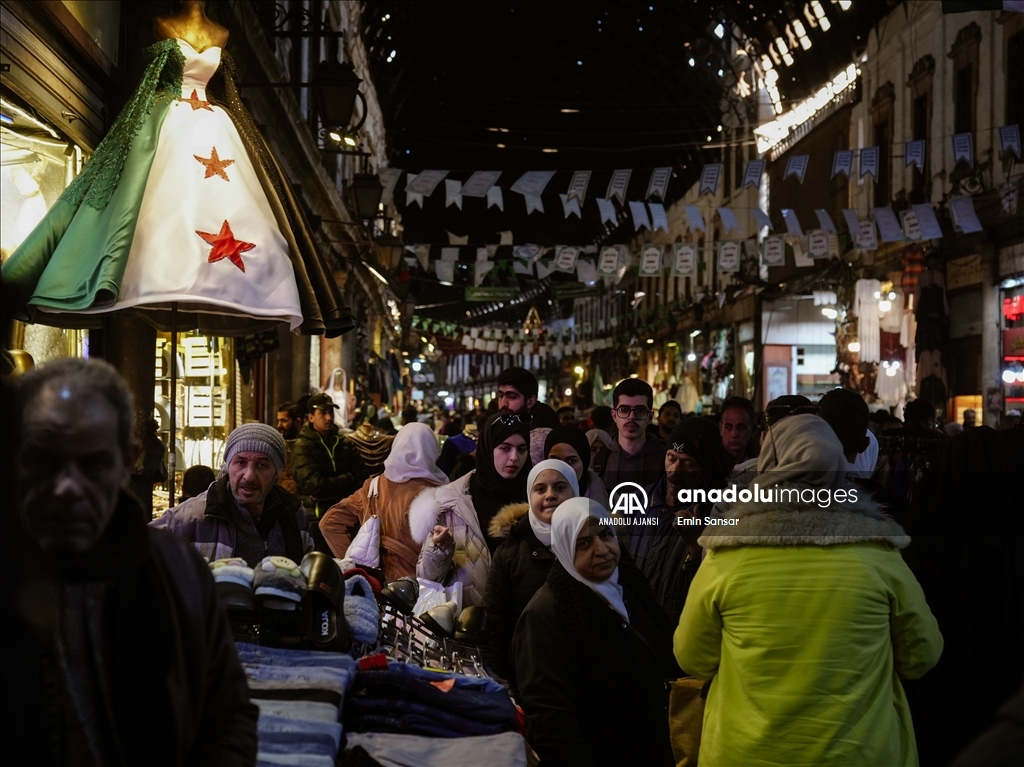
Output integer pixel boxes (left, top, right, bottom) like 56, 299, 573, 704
3, 38, 352, 337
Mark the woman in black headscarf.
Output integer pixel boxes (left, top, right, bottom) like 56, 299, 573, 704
412, 413, 531, 606
544, 426, 609, 509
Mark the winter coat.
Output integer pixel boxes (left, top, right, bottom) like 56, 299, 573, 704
291, 423, 366, 517
482, 503, 554, 688
513, 558, 678, 767
5, 491, 258, 766
675, 494, 943, 767
410, 471, 490, 607
319, 475, 439, 582
581, 468, 609, 509
593, 436, 667, 492
152, 475, 313, 564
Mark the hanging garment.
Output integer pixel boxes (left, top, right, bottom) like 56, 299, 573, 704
854, 279, 882, 363
678, 377, 699, 414
916, 349, 948, 391
879, 289, 903, 333
901, 245, 926, 309
900, 309, 917, 348
874, 366, 909, 407
2, 38, 352, 336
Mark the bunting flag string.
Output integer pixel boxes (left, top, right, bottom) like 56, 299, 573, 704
859, 147, 879, 180
461, 170, 501, 197
445, 179, 463, 209
629, 201, 651, 231
699, 164, 723, 197
646, 167, 672, 200
905, 140, 926, 171
649, 202, 669, 233
606, 169, 632, 205
784, 155, 809, 183
566, 171, 591, 204
742, 160, 765, 189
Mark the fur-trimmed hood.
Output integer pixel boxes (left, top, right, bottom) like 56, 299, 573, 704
407, 483, 445, 545
488, 502, 529, 540
698, 488, 909, 550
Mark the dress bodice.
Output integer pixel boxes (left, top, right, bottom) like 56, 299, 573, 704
177, 38, 221, 94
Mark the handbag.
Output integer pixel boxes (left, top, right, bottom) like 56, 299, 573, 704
668, 677, 709, 767
348, 478, 383, 568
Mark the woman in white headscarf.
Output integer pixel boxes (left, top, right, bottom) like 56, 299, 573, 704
320, 422, 447, 581
482, 459, 579, 691
513, 498, 679, 767
676, 414, 942, 767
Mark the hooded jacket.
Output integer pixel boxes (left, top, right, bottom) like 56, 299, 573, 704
482, 502, 554, 687
411, 472, 491, 607
675, 490, 942, 767
291, 422, 366, 517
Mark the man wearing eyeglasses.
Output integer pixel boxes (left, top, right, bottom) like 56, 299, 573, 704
496, 366, 559, 428
594, 378, 667, 491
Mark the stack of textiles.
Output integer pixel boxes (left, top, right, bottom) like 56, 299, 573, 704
344, 656, 520, 738
343, 732, 528, 767
236, 642, 357, 767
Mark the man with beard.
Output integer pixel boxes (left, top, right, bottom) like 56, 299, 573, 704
496, 366, 559, 428
624, 417, 725, 622
651, 400, 682, 441
275, 401, 302, 494
155, 423, 313, 567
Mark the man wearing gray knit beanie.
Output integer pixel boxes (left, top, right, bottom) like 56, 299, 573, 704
153, 423, 313, 567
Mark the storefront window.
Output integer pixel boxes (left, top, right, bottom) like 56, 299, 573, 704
153, 331, 235, 512
1, 102, 88, 365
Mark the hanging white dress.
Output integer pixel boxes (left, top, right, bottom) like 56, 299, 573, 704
854, 278, 881, 363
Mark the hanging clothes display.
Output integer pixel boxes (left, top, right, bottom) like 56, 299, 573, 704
914, 268, 948, 396
901, 244, 926, 310
2, 37, 352, 336
879, 289, 903, 334
854, 279, 882, 363
875, 365, 910, 407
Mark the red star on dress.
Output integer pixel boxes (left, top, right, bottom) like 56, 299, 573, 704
196, 220, 254, 272
193, 146, 234, 181
180, 89, 214, 111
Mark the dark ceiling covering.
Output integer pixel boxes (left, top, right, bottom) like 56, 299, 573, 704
359, 0, 900, 325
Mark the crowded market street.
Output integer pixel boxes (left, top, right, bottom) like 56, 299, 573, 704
2, 1, 1022, 765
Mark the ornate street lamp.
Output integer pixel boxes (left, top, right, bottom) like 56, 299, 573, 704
312, 61, 367, 133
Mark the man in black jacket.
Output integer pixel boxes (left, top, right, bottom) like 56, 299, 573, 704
5, 357, 257, 765
292, 392, 366, 519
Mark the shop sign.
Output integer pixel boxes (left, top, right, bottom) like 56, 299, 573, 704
947, 254, 983, 290
465, 287, 517, 301
1003, 328, 1024, 359
552, 283, 601, 300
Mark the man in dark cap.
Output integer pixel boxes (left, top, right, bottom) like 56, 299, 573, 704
155, 422, 313, 567
623, 417, 726, 622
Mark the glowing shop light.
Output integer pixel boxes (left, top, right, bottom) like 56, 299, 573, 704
848, 341, 861, 352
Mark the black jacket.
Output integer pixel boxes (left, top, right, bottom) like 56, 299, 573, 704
482, 503, 554, 689
291, 423, 366, 516
512, 559, 679, 767
4, 492, 258, 766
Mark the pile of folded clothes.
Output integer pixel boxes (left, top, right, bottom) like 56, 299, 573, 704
236, 643, 357, 767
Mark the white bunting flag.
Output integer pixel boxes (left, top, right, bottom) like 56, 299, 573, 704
873, 207, 905, 243
782, 208, 803, 236
639, 245, 663, 276
952, 133, 974, 167
446, 232, 467, 246
860, 147, 880, 180
808, 229, 829, 258
717, 207, 741, 235
405, 173, 423, 208
646, 167, 672, 200
742, 159, 765, 189
514, 244, 543, 263
857, 219, 878, 250
499, 230, 514, 245
753, 208, 773, 231
477, 246, 496, 261
672, 244, 697, 276
629, 201, 651, 231
606, 169, 632, 205
461, 170, 501, 197
555, 246, 580, 273
487, 185, 504, 210
900, 209, 922, 241
683, 205, 706, 232
435, 260, 455, 283
596, 197, 617, 225
841, 209, 861, 234
949, 196, 983, 233
717, 241, 740, 273
649, 203, 669, 232
440, 247, 459, 261
474, 260, 494, 287
379, 168, 402, 205
413, 244, 430, 271
911, 203, 943, 240
576, 258, 597, 285
828, 232, 840, 258
905, 140, 926, 171
762, 235, 785, 266
700, 164, 723, 197
784, 155, 809, 183
445, 179, 463, 209
511, 170, 555, 197
792, 238, 815, 267
406, 170, 448, 196
567, 171, 592, 203
524, 195, 544, 215
598, 246, 621, 274
999, 124, 1021, 159
814, 209, 837, 234
832, 150, 854, 178
560, 193, 582, 219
